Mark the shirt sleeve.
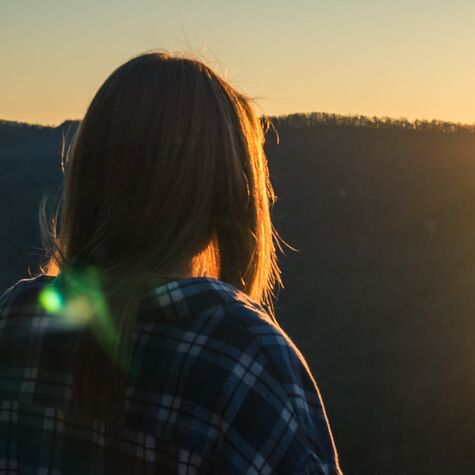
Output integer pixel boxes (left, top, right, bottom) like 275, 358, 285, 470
210, 308, 343, 475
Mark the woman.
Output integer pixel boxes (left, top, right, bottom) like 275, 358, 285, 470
0, 51, 343, 474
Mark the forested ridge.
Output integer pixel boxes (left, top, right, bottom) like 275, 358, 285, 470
1, 113, 475, 474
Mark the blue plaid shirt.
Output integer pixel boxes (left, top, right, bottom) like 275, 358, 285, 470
0, 274, 342, 474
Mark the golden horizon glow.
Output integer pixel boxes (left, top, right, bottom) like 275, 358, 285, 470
1, 0, 475, 126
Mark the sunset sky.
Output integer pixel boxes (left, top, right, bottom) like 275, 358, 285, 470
1, 0, 474, 126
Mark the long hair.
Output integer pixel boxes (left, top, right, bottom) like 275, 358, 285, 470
40, 51, 289, 422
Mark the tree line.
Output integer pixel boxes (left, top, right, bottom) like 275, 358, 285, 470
1, 111, 474, 147
267, 111, 475, 133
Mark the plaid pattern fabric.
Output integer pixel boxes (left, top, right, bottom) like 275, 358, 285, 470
0, 275, 343, 474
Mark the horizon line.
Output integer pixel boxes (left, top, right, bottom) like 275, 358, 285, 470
1, 110, 475, 129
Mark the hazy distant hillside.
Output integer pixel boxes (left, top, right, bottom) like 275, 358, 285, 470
0, 119, 79, 287
1, 114, 475, 474
265, 118, 475, 474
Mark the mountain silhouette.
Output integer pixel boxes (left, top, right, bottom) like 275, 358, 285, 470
1, 113, 475, 474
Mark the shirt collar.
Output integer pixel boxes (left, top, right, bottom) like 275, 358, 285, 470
29, 274, 259, 325
138, 276, 244, 323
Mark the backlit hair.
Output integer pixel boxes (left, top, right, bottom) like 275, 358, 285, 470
41, 51, 288, 421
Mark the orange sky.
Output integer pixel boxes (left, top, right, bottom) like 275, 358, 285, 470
1, 0, 474, 126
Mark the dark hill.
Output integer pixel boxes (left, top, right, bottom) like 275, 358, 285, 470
1, 114, 475, 474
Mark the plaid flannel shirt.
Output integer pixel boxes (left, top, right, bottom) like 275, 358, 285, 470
0, 274, 342, 474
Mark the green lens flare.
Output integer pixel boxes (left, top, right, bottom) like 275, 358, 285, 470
39, 287, 64, 313
37, 264, 136, 376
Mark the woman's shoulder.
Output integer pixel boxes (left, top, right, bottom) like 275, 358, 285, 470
217, 287, 308, 368
189, 280, 323, 405
0, 274, 53, 309
221, 294, 321, 399
173, 277, 291, 352
141, 275, 308, 386
196, 283, 342, 474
